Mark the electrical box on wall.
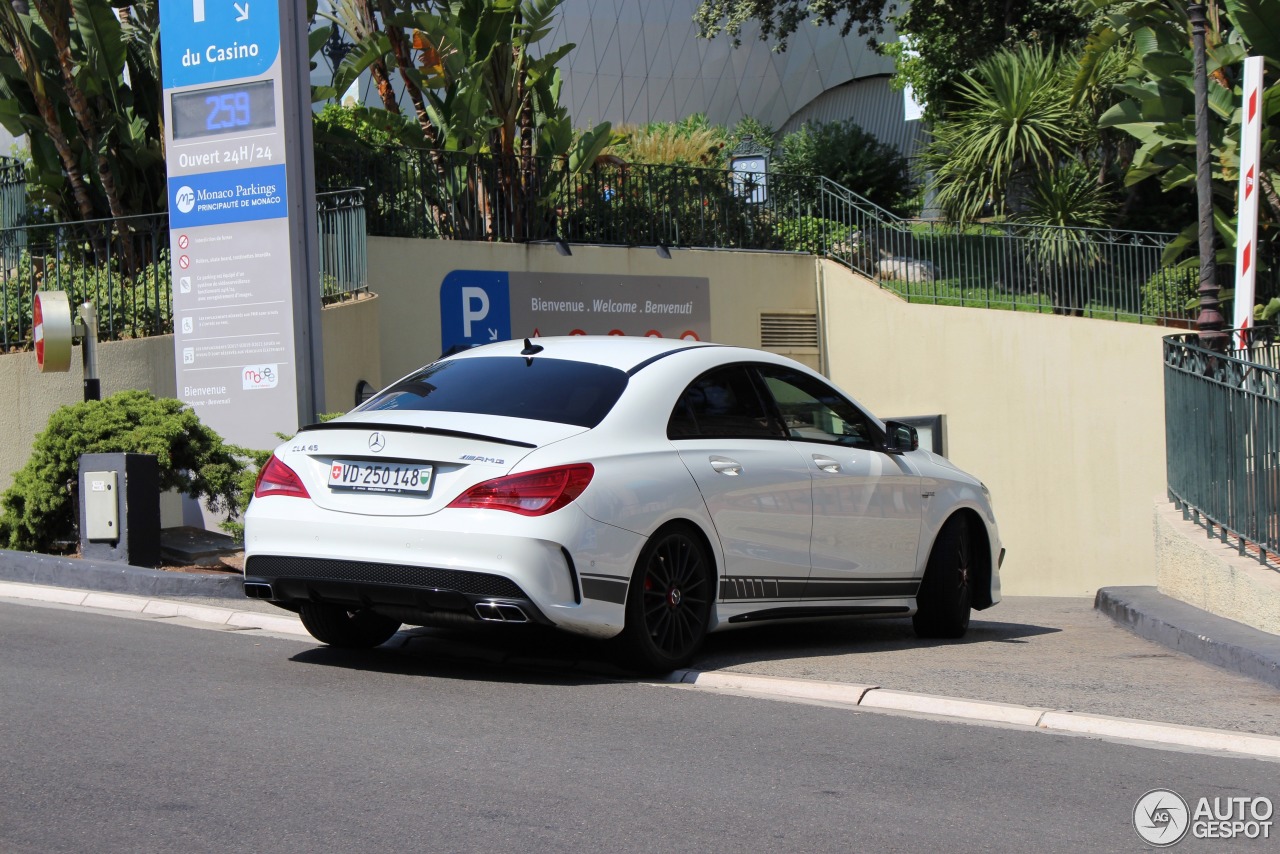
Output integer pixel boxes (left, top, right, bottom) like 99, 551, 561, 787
78, 453, 161, 568
83, 471, 119, 541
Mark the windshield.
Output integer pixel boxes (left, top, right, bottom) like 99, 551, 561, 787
360, 357, 628, 428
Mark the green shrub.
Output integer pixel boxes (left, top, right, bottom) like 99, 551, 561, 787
0, 391, 250, 552
1141, 265, 1199, 320
773, 216, 858, 256
774, 120, 917, 215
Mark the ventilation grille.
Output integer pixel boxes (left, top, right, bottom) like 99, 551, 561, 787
760, 312, 819, 349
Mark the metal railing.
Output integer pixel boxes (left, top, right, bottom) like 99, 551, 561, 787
317, 188, 367, 301
1165, 329, 1280, 564
325, 148, 1225, 324
810, 179, 1201, 324
0, 189, 368, 353
0, 157, 22, 218
0, 213, 172, 351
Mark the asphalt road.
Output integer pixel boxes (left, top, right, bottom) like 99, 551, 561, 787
1, 601, 1276, 854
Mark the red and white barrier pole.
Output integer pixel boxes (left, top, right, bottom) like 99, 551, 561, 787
1233, 56, 1265, 350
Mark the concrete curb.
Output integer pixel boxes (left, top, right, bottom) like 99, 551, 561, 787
1095, 586, 1280, 690
0, 580, 307, 637
667, 669, 1280, 760
0, 548, 243, 599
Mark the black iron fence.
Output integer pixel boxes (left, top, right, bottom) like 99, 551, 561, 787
0, 189, 367, 353
324, 148, 1237, 324
0, 212, 172, 351
317, 188, 367, 301
1165, 330, 1280, 564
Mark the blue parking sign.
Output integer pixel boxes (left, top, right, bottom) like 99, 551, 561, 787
440, 271, 511, 353
160, 0, 281, 88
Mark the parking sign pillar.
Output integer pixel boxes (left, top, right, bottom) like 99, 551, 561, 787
160, 0, 322, 450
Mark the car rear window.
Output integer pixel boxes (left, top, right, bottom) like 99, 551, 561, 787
360, 357, 628, 428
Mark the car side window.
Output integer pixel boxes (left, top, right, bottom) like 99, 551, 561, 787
756, 366, 879, 449
668, 365, 785, 440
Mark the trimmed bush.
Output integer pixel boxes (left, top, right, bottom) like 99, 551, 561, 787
1141, 265, 1198, 321
0, 391, 249, 552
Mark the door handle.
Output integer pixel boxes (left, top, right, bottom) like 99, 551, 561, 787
812, 455, 841, 473
709, 456, 742, 476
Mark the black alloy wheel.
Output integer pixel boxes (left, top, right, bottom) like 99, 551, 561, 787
619, 525, 713, 673
298, 602, 402, 649
912, 517, 973, 639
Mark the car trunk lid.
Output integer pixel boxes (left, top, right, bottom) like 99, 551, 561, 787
280, 412, 583, 517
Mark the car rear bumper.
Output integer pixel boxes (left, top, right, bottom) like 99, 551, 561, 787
244, 498, 646, 638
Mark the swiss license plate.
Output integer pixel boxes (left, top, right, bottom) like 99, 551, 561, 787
328, 459, 433, 494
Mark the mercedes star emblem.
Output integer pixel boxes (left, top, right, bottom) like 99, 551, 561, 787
368, 432, 386, 453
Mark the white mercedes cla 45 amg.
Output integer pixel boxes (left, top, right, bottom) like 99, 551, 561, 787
244, 336, 1002, 671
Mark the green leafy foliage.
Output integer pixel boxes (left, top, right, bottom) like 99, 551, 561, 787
773, 216, 861, 259
773, 120, 916, 214
0, 391, 248, 552
1141, 262, 1199, 320
607, 114, 730, 167
1017, 161, 1117, 273
1088, 0, 1280, 277
921, 45, 1086, 222
0, 2, 166, 221
1, 248, 172, 352
322, 0, 611, 238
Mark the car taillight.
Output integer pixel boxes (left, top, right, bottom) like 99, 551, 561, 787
254, 455, 311, 499
448, 464, 594, 516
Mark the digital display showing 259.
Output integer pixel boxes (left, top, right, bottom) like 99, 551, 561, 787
171, 80, 276, 140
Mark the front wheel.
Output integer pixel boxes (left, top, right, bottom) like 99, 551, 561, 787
299, 602, 401, 649
617, 525, 713, 673
912, 518, 973, 639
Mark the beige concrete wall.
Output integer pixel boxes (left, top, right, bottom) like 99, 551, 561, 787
820, 260, 1170, 596
367, 238, 820, 382
0, 296, 381, 496
320, 293, 382, 415
0, 335, 176, 495
1154, 500, 1280, 635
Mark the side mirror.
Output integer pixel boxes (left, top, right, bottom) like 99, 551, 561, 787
883, 420, 919, 455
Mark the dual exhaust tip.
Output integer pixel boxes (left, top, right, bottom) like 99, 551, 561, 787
244, 582, 273, 600
474, 602, 529, 623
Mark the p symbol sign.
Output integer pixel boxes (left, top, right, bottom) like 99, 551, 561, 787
461, 287, 490, 338
439, 270, 511, 353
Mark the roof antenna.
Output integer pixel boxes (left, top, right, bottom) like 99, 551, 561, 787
521, 337, 544, 365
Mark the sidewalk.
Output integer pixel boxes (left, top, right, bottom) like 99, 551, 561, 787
3, 547, 1279, 746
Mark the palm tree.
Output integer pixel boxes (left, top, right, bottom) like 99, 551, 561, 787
0, 1, 165, 221
325, 0, 611, 239
920, 45, 1084, 223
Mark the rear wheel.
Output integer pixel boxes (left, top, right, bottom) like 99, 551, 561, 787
299, 602, 401, 649
618, 525, 713, 673
912, 518, 973, 639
